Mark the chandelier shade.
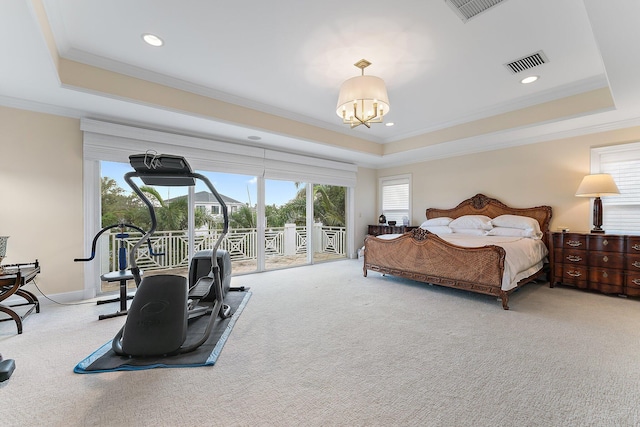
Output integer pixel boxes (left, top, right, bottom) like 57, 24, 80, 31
336, 60, 390, 128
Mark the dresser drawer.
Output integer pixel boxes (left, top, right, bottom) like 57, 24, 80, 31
588, 268, 624, 286
625, 272, 640, 297
627, 237, 640, 254
554, 248, 586, 265
588, 235, 624, 253
556, 233, 587, 250
626, 254, 640, 272
588, 252, 624, 269
555, 264, 588, 287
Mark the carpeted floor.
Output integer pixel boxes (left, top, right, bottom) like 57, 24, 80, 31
2, 259, 640, 426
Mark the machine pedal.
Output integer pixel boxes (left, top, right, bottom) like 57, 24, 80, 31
189, 276, 213, 299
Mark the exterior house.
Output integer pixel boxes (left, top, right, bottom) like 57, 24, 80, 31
166, 191, 245, 217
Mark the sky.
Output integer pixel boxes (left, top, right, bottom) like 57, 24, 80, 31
102, 160, 301, 207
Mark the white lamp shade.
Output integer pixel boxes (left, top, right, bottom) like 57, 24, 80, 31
336, 75, 390, 118
575, 173, 620, 197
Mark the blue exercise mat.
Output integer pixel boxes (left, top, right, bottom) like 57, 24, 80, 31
74, 291, 251, 373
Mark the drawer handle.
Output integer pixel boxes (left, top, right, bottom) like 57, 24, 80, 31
633, 261, 640, 269
602, 256, 609, 263
603, 239, 609, 246
633, 244, 640, 251
567, 240, 582, 247
602, 272, 608, 278
567, 270, 582, 277
633, 279, 640, 286
566, 255, 582, 262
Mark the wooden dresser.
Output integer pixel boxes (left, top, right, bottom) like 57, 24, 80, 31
367, 225, 418, 236
550, 232, 640, 297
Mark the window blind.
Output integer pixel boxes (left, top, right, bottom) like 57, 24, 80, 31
594, 142, 640, 232
380, 175, 411, 225
81, 118, 357, 187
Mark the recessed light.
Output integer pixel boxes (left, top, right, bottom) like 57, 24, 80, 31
521, 75, 538, 84
248, 135, 262, 141
385, 122, 395, 127
142, 33, 164, 47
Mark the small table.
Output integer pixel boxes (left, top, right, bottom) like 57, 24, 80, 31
0, 261, 41, 334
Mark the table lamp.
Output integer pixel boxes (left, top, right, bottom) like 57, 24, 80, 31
575, 174, 620, 233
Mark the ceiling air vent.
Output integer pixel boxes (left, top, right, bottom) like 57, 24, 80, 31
504, 51, 548, 74
445, 0, 508, 22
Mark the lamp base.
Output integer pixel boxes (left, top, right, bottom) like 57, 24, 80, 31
590, 228, 605, 234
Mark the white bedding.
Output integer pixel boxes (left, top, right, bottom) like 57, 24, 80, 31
375, 233, 548, 291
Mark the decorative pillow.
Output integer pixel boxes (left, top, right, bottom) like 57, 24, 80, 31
420, 217, 453, 227
487, 227, 542, 239
421, 225, 453, 234
492, 214, 541, 234
451, 228, 488, 236
449, 215, 493, 230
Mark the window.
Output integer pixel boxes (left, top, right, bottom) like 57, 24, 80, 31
379, 175, 411, 225
196, 205, 206, 214
211, 205, 219, 215
592, 142, 640, 232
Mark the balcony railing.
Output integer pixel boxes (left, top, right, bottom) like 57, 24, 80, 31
106, 224, 346, 273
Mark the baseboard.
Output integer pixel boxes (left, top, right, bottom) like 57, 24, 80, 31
3, 289, 85, 307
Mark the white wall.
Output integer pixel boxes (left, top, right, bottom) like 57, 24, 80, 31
0, 106, 84, 298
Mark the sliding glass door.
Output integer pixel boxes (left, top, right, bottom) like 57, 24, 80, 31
311, 184, 347, 263
194, 170, 258, 274
265, 179, 308, 270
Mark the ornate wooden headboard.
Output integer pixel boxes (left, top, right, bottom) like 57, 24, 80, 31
425, 193, 553, 242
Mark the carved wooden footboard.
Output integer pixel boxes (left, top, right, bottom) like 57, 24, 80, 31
364, 229, 510, 307
363, 194, 553, 310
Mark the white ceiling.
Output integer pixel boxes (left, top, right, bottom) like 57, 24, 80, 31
3, 0, 640, 168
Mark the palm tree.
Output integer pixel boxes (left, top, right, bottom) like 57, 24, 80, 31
230, 204, 256, 229
136, 186, 212, 231
314, 185, 345, 226
284, 184, 345, 226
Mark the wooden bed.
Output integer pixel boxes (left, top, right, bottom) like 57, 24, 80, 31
363, 194, 552, 309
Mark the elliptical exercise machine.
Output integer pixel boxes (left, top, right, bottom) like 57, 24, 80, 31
112, 152, 233, 357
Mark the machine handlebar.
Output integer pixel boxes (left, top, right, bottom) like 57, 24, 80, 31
74, 223, 164, 262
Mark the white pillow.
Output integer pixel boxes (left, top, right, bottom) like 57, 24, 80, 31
420, 217, 453, 227
421, 225, 453, 234
449, 215, 493, 230
451, 228, 488, 236
487, 227, 542, 239
492, 214, 541, 234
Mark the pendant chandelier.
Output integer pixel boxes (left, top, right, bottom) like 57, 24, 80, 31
336, 59, 390, 128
